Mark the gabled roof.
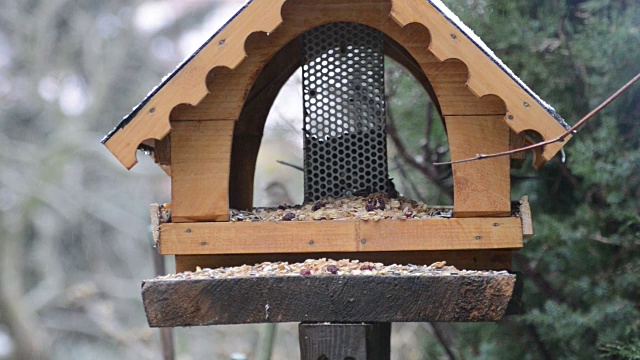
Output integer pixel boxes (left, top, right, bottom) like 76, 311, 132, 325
103, 0, 570, 170
101, 1, 256, 147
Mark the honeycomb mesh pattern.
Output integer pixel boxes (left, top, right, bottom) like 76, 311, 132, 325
302, 22, 388, 202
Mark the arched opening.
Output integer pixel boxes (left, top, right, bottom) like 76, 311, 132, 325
246, 23, 453, 208
226, 14, 507, 214
253, 67, 304, 206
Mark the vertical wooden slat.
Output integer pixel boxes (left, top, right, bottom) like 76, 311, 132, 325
509, 130, 527, 168
170, 120, 234, 222
445, 115, 511, 217
154, 135, 171, 165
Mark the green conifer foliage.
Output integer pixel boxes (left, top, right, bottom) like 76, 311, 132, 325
406, 0, 640, 358
391, 0, 640, 359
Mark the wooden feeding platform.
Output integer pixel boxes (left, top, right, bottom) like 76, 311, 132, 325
143, 197, 529, 326
102, 0, 569, 357
142, 260, 515, 326
150, 196, 531, 272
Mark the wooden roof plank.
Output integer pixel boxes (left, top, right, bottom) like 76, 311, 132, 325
103, 0, 570, 169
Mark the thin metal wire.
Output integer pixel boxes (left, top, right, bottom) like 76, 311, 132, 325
434, 72, 640, 166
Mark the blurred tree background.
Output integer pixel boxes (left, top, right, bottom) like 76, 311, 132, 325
0, 0, 638, 359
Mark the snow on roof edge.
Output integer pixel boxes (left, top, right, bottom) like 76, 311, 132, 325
102, 0, 569, 146
101, 0, 255, 144
427, 0, 569, 129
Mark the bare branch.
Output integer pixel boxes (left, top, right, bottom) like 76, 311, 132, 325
392, 155, 428, 201
387, 109, 453, 197
434, 72, 640, 166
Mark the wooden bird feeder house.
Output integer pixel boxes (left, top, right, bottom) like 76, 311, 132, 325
103, 0, 570, 356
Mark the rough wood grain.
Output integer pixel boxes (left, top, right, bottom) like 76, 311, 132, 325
158, 217, 523, 255
445, 115, 511, 217
299, 323, 391, 360
142, 273, 516, 326
170, 121, 234, 222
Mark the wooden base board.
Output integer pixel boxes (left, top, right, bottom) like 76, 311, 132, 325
142, 273, 516, 326
159, 217, 523, 255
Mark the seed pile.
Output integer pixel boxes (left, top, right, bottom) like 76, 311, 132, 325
229, 193, 452, 222
158, 259, 510, 280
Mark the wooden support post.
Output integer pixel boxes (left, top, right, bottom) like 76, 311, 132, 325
299, 323, 391, 360
171, 120, 234, 272
170, 120, 234, 222
445, 115, 511, 217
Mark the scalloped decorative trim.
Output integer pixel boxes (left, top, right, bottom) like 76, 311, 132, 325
104, 0, 569, 169
104, 0, 287, 169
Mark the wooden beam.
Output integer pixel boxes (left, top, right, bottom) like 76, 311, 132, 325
159, 217, 522, 255
173, 249, 513, 273
299, 323, 391, 360
142, 273, 516, 326
445, 115, 511, 217
170, 121, 234, 222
